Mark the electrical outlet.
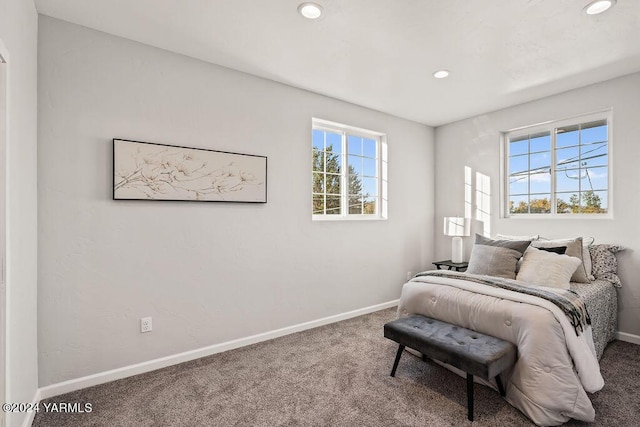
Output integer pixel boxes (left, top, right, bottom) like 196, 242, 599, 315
406, 271, 413, 280
141, 317, 152, 333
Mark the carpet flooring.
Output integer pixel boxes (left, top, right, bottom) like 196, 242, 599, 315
33, 308, 640, 426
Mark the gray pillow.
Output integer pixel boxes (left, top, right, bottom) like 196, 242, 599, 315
467, 234, 532, 279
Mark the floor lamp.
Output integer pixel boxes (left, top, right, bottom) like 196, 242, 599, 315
443, 217, 470, 264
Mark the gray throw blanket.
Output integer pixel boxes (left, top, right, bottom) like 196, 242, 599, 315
414, 270, 591, 336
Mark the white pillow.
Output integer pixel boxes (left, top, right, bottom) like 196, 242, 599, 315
532, 237, 591, 283
516, 247, 582, 289
496, 234, 539, 241
538, 236, 595, 275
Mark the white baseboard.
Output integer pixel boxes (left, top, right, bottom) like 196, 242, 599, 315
616, 331, 640, 345
21, 389, 41, 427
37, 300, 399, 401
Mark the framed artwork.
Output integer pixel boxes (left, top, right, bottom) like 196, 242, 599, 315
113, 139, 267, 203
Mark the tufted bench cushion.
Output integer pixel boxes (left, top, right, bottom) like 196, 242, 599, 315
384, 314, 517, 421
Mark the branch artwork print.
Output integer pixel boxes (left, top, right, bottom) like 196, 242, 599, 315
113, 139, 267, 202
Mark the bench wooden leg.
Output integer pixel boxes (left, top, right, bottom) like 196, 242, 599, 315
467, 373, 474, 421
496, 375, 506, 397
390, 344, 405, 377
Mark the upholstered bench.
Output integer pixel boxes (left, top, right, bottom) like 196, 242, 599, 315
384, 314, 517, 421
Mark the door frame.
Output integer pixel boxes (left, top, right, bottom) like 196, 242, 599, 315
0, 39, 8, 427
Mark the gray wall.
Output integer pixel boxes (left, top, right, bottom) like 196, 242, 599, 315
434, 72, 640, 337
0, 1, 39, 426
37, 17, 435, 386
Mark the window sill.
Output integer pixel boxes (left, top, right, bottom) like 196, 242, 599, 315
312, 215, 387, 221
505, 213, 613, 220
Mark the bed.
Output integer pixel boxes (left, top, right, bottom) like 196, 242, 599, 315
570, 279, 617, 360
397, 237, 621, 426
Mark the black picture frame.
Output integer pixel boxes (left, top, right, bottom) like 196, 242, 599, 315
113, 139, 267, 203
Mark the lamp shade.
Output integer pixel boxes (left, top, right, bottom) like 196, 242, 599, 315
443, 217, 470, 237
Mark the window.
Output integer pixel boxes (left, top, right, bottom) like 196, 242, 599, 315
505, 111, 610, 216
312, 119, 387, 220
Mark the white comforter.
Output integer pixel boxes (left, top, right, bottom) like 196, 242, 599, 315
398, 274, 604, 426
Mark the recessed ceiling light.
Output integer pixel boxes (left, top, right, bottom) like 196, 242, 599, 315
583, 0, 616, 15
298, 3, 323, 20
433, 70, 450, 79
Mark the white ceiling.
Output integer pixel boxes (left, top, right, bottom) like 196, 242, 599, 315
34, 0, 640, 126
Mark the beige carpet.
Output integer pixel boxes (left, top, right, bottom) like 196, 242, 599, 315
33, 308, 639, 426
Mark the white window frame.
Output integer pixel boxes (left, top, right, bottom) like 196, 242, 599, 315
501, 110, 613, 219
312, 118, 388, 221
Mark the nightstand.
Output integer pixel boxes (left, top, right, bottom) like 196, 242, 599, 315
432, 260, 468, 272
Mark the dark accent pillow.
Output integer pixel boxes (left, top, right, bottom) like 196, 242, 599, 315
538, 246, 567, 255
466, 234, 532, 279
